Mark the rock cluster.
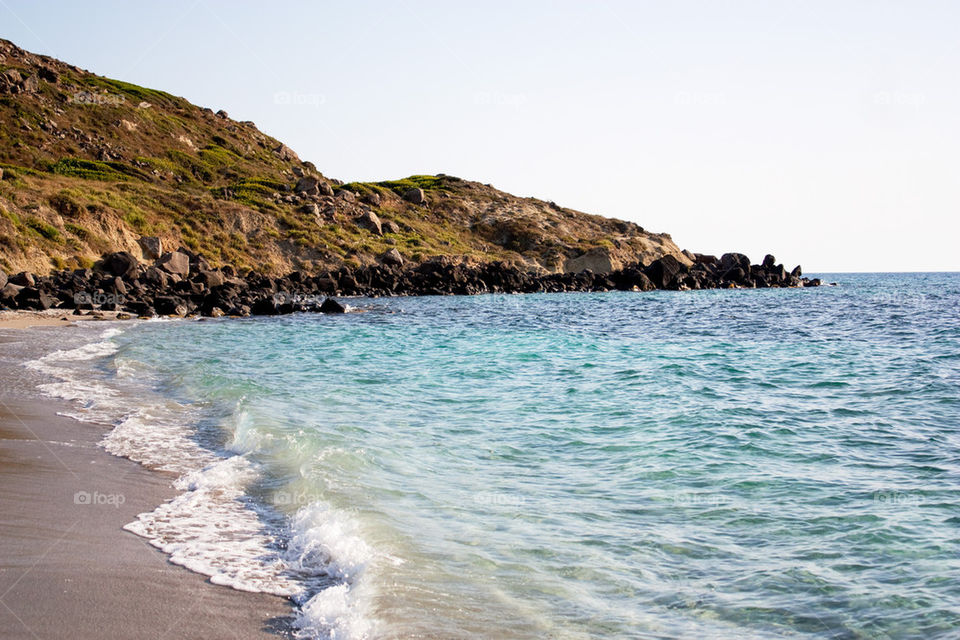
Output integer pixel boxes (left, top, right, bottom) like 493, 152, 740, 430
0, 248, 819, 318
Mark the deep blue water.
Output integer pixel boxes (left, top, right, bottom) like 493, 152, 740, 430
33, 273, 960, 638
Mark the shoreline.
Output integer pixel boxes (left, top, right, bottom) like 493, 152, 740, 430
0, 308, 133, 329
0, 326, 294, 639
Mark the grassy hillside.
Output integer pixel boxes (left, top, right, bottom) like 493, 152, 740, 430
0, 38, 690, 276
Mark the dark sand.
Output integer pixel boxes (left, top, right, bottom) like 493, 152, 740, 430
0, 330, 294, 639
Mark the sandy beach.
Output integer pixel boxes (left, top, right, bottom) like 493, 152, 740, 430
0, 325, 293, 639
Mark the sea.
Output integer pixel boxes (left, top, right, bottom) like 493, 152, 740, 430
21, 272, 960, 639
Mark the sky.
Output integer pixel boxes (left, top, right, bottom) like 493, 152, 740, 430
2, 0, 957, 272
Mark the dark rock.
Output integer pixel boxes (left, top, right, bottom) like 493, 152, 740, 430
319, 298, 346, 314
138, 236, 162, 260
762, 254, 777, 269
790, 265, 802, 278
154, 296, 188, 317
142, 266, 170, 288
196, 270, 225, 289
9, 272, 35, 287
16, 287, 55, 310
104, 251, 139, 278
645, 255, 686, 289
719, 253, 751, 272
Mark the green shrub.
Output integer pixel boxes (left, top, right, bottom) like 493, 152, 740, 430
25, 217, 61, 241
50, 158, 127, 181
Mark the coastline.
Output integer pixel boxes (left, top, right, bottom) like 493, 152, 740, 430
0, 309, 132, 329
0, 326, 293, 639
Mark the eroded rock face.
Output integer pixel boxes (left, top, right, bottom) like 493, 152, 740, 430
564, 248, 621, 274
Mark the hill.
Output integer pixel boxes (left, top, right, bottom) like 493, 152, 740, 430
0, 38, 691, 276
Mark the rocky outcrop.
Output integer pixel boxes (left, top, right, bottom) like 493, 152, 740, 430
0, 249, 820, 319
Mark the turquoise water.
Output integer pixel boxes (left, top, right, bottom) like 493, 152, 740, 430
36, 273, 960, 638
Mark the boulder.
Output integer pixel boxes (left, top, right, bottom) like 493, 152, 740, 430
9, 272, 35, 287
319, 298, 346, 314
762, 254, 777, 269
644, 255, 686, 289
719, 253, 751, 272
295, 176, 320, 196
301, 203, 320, 216
142, 266, 169, 288
154, 295, 188, 317
337, 189, 356, 202
402, 188, 426, 205
273, 144, 299, 162
104, 251, 139, 278
356, 210, 383, 236
196, 270, 225, 289
379, 248, 404, 267
138, 236, 162, 260
363, 191, 381, 206
790, 265, 802, 278
721, 266, 747, 283
0, 283, 22, 307
158, 251, 190, 278
16, 287, 55, 310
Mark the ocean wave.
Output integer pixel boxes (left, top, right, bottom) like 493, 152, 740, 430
25, 325, 377, 639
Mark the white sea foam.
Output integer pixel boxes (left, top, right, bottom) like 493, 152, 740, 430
26, 325, 378, 639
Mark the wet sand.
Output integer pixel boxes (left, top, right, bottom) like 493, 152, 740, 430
0, 330, 293, 639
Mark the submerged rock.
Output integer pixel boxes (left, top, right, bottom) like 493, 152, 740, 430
319, 298, 346, 314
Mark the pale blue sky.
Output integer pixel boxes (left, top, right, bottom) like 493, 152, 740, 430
3, 1, 957, 271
